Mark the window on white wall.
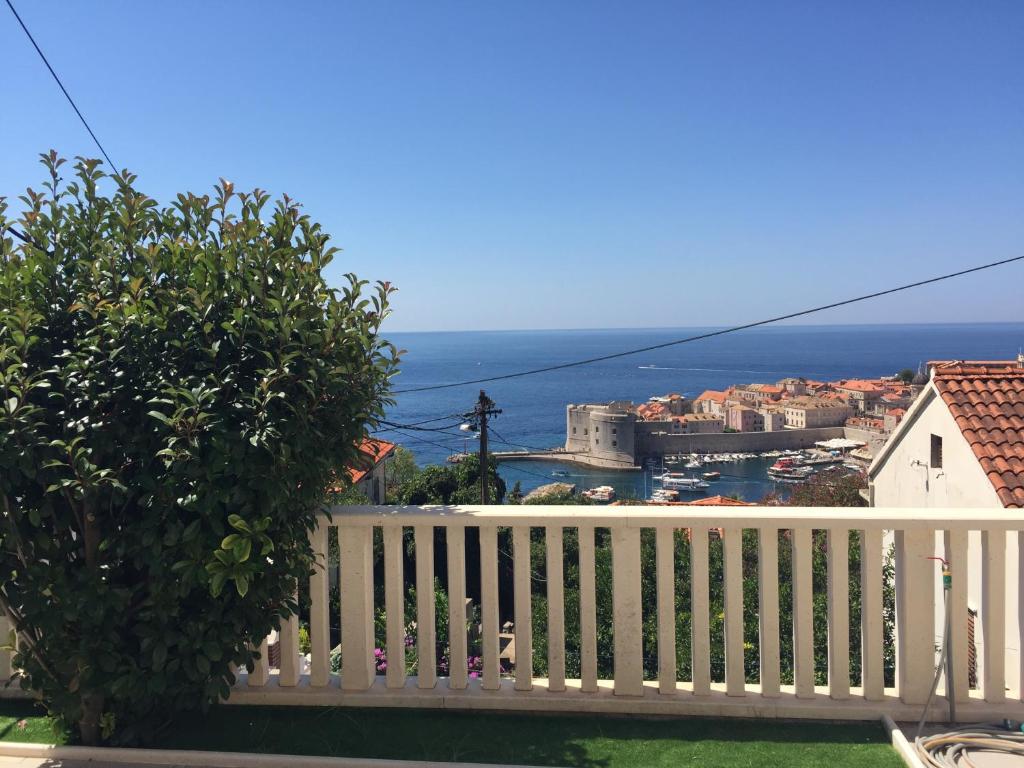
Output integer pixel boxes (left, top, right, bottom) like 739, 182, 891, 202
930, 434, 943, 469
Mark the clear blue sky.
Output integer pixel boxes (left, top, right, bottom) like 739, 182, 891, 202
2, 1, 1022, 332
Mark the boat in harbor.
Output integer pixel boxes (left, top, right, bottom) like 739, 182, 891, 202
657, 472, 710, 491
582, 485, 616, 502
650, 488, 680, 502
702, 471, 720, 480
767, 458, 815, 482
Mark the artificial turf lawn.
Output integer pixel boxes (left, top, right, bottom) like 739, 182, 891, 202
1, 702, 903, 768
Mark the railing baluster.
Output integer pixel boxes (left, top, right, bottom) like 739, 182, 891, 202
723, 526, 745, 697
982, 529, 1006, 704
612, 525, 643, 696
385, 525, 407, 689
758, 526, 780, 698
826, 528, 850, 700
480, 525, 501, 690
895, 529, 935, 705
414, 525, 436, 689
513, 525, 534, 690
309, 522, 330, 687
690, 527, 711, 695
546, 525, 566, 692
249, 636, 269, 687
792, 527, 814, 699
944, 529, 969, 703
860, 527, 884, 701
446, 526, 467, 690
656, 526, 676, 695
340, 523, 375, 690
579, 525, 598, 693
278, 587, 300, 687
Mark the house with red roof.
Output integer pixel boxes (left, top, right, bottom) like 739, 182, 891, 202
869, 359, 1024, 508
868, 356, 1024, 687
334, 438, 396, 504
693, 390, 728, 417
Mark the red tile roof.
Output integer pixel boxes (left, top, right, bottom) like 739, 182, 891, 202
838, 379, 886, 393
931, 362, 1024, 508
683, 495, 754, 506
346, 438, 397, 484
695, 390, 727, 403
617, 494, 753, 507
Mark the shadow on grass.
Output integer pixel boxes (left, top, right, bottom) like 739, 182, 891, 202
151, 707, 900, 768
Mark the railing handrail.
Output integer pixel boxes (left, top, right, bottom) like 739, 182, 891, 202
323, 504, 1024, 530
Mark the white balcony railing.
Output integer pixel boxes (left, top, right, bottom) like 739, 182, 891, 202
3, 505, 1023, 722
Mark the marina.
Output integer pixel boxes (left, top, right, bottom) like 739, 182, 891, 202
504, 446, 867, 504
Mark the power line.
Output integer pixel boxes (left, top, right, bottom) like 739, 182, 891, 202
391, 254, 1024, 395
380, 426, 465, 454
4, 0, 117, 170
377, 419, 467, 435
380, 413, 466, 428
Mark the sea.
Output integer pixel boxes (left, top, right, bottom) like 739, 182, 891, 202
381, 323, 1024, 502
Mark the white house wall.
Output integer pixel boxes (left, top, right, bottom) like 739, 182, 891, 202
871, 387, 1018, 697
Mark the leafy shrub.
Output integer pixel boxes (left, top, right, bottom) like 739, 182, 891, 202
0, 153, 397, 743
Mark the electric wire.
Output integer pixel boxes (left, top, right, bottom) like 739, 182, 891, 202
4, 0, 117, 170
378, 426, 466, 454
391, 254, 1024, 394
377, 419, 467, 435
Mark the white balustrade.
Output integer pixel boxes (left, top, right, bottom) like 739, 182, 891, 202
85, 504, 1022, 723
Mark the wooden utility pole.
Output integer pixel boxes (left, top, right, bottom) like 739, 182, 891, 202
469, 390, 501, 504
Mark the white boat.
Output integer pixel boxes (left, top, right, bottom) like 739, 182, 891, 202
685, 460, 702, 469
657, 473, 710, 491
650, 488, 680, 502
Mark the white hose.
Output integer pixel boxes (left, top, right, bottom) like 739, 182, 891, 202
915, 727, 1024, 767
911, 568, 1024, 765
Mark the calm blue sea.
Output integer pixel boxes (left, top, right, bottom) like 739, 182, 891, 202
381, 323, 1024, 501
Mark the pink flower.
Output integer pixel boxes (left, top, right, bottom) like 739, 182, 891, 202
16, 720, 27, 731
469, 671, 479, 678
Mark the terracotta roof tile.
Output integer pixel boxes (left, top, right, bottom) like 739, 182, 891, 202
346, 438, 397, 485
932, 361, 1024, 508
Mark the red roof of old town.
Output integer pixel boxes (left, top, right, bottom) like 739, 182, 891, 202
695, 390, 727, 403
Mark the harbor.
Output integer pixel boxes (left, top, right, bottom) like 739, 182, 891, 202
500, 445, 867, 504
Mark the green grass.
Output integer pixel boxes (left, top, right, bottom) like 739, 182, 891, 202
0, 701, 64, 744
1, 702, 902, 768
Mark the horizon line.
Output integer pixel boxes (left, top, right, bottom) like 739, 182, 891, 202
382, 319, 1024, 335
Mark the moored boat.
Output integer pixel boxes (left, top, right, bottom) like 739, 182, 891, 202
582, 485, 616, 502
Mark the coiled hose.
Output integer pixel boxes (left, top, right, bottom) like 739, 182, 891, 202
910, 561, 1024, 765
915, 727, 1024, 767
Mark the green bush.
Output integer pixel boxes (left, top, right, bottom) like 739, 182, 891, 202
0, 153, 397, 743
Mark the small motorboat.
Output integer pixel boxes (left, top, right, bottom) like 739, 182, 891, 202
702, 471, 720, 481
658, 473, 710, 491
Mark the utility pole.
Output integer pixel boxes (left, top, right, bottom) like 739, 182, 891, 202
467, 390, 501, 504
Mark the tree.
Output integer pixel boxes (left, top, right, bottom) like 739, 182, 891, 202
897, 368, 915, 384
0, 154, 398, 743
385, 446, 419, 499
507, 480, 524, 504
395, 454, 505, 505
784, 470, 867, 507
